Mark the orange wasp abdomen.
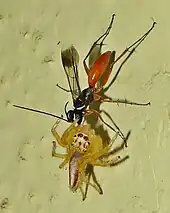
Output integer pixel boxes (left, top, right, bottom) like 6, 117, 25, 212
88, 51, 112, 88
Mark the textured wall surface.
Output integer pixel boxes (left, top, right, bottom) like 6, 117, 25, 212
0, 0, 169, 212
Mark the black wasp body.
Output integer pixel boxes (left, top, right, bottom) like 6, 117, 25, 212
65, 87, 94, 124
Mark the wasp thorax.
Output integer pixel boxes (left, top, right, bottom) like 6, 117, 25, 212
72, 132, 90, 152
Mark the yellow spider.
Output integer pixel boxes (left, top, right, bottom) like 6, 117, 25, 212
51, 119, 128, 200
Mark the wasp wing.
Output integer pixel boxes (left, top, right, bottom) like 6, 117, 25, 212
61, 46, 81, 103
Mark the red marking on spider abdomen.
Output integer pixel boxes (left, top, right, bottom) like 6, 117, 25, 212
88, 51, 111, 88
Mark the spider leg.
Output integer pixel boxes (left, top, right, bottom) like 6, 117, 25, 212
82, 138, 129, 168
80, 172, 103, 196
79, 133, 118, 168
83, 164, 103, 200
52, 141, 67, 158
51, 119, 77, 148
93, 155, 129, 167
52, 141, 68, 169
52, 152, 67, 159
59, 158, 69, 169
51, 119, 65, 147
79, 186, 86, 201
92, 156, 121, 167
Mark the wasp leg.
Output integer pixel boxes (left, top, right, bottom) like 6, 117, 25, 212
96, 95, 151, 106
104, 21, 156, 91
83, 14, 115, 74
85, 109, 126, 143
110, 21, 156, 69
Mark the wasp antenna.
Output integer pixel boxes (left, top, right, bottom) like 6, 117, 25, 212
13, 104, 68, 122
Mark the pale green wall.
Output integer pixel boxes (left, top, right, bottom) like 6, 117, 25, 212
0, 0, 169, 212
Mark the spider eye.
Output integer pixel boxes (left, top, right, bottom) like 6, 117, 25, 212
78, 133, 83, 137
83, 136, 88, 141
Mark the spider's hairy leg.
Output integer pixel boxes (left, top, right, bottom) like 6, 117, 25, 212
92, 156, 121, 167
51, 119, 66, 148
52, 141, 69, 169
52, 141, 67, 158
51, 119, 77, 148
79, 186, 86, 201
79, 133, 118, 168
59, 158, 69, 169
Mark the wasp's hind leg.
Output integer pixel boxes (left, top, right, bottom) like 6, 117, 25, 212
83, 14, 116, 74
